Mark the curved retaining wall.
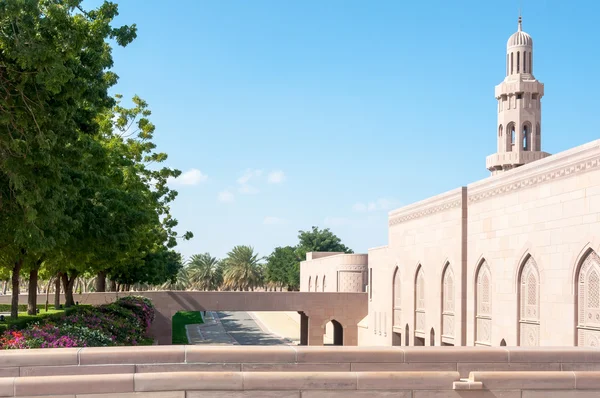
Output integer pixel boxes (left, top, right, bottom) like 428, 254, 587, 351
1, 346, 600, 397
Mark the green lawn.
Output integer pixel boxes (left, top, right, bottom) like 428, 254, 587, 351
0, 306, 67, 334
172, 311, 204, 344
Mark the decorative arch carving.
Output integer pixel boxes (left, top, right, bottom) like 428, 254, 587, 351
322, 275, 326, 292
441, 263, 455, 342
392, 266, 401, 328
315, 275, 319, 292
475, 259, 492, 346
308, 276, 312, 292
518, 255, 540, 346
506, 122, 516, 152
576, 250, 600, 346
414, 265, 425, 335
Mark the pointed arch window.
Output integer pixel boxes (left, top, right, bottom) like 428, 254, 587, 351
518, 256, 540, 346
517, 51, 520, 73
315, 275, 319, 292
442, 264, 455, 343
415, 266, 426, 335
308, 276, 312, 291
393, 267, 401, 328
577, 251, 600, 346
510, 53, 514, 74
475, 261, 492, 346
523, 124, 530, 151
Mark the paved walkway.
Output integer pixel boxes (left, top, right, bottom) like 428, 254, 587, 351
185, 311, 295, 345
185, 311, 238, 345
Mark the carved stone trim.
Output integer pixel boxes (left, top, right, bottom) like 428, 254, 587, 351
389, 199, 462, 226
469, 155, 600, 204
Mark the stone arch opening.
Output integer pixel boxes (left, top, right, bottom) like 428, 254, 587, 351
330, 320, 343, 346
322, 275, 326, 292
500, 338, 507, 346
506, 122, 515, 151
405, 324, 409, 346
522, 122, 532, 151
308, 276, 312, 291
430, 327, 435, 346
315, 275, 319, 292
517, 254, 540, 346
576, 250, 600, 346
475, 259, 492, 346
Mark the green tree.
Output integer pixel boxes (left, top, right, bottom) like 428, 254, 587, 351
222, 246, 264, 291
0, 0, 137, 317
187, 253, 223, 291
265, 246, 299, 291
295, 226, 353, 262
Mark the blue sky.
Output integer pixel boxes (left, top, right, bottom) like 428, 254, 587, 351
90, 0, 599, 260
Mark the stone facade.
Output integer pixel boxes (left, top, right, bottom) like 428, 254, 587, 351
300, 252, 368, 293
301, 17, 600, 348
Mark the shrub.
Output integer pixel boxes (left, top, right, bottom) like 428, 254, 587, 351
0, 296, 155, 349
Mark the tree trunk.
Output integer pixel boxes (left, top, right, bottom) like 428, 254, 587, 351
61, 273, 77, 307
11, 256, 24, 318
54, 275, 61, 309
96, 271, 106, 292
45, 277, 53, 311
27, 268, 38, 315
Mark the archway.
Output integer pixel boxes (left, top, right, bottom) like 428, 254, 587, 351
500, 339, 507, 346
324, 320, 343, 345
575, 250, 600, 346
430, 327, 435, 346
322, 276, 326, 292
405, 324, 409, 346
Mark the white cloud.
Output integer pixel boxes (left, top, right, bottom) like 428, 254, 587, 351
168, 168, 208, 186
352, 198, 400, 213
267, 170, 286, 184
217, 190, 234, 203
263, 216, 286, 225
237, 169, 263, 185
238, 184, 259, 195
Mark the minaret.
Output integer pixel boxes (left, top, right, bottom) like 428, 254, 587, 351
486, 16, 550, 175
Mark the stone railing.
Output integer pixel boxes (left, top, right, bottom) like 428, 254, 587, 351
1, 346, 600, 397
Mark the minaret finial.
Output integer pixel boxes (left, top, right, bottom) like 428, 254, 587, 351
518, 13, 522, 31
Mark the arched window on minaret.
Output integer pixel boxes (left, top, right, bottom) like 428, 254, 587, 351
523, 51, 527, 73
510, 124, 516, 147
523, 123, 530, 151
517, 51, 520, 73
510, 53, 514, 75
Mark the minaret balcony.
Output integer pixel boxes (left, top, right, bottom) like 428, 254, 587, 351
486, 150, 551, 172
495, 79, 544, 98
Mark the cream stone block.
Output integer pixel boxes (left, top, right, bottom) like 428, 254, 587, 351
302, 392, 410, 398
134, 372, 243, 392
242, 363, 351, 372
0, 368, 18, 377
242, 372, 357, 390
357, 371, 459, 390
79, 346, 185, 365
456, 362, 560, 378
573, 371, 600, 389
14, 374, 134, 396
403, 347, 508, 363
19, 396, 75, 398
0, 378, 14, 398
523, 392, 600, 398
295, 346, 403, 363
77, 393, 184, 398
413, 392, 521, 398
186, 346, 296, 364
20, 365, 135, 377
186, 392, 299, 398
136, 363, 241, 373
351, 362, 457, 372
469, 371, 576, 389
507, 348, 600, 363
0, 349, 79, 367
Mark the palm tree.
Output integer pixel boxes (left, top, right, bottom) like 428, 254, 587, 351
222, 246, 264, 291
161, 267, 190, 291
187, 253, 222, 291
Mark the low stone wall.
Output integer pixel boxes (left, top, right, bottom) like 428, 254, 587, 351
1, 346, 600, 397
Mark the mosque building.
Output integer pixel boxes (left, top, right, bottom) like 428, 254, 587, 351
301, 16, 600, 347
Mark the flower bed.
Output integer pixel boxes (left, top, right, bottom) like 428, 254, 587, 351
0, 296, 155, 349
